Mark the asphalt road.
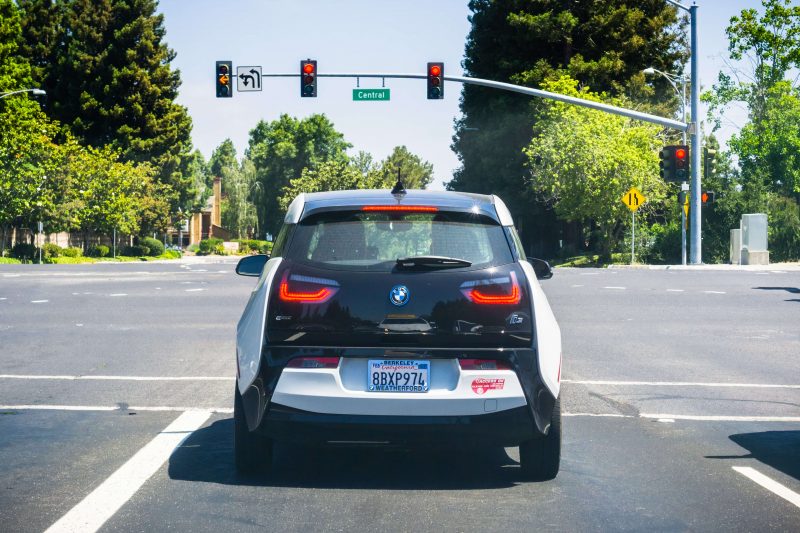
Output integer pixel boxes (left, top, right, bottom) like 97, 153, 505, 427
1, 259, 798, 532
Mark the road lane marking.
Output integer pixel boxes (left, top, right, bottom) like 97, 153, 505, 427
0, 297, 6, 300
570, 284, 584, 288
704, 290, 726, 294
732, 467, 800, 509
31, 299, 49, 303
0, 374, 233, 381
666, 289, 684, 292
603, 286, 626, 290
0, 404, 232, 413
562, 413, 632, 418
109, 293, 127, 297
185, 288, 206, 292
562, 379, 800, 389
43, 410, 211, 533
641, 414, 800, 422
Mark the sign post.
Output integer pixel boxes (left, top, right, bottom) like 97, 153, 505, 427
621, 187, 647, 265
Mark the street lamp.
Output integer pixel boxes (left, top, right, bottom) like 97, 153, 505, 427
645, 66, 689, 266
0, 88, 46, 99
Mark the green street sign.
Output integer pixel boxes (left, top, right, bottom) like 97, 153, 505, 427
353, 88, 390, 101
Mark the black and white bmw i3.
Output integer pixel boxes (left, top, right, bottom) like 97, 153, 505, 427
234, 186, 562, 480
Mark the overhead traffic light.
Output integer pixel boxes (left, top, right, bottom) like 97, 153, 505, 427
701, 191, 715, 206
301, 59, 317, 97
704, 147, 717, 179
216, 61, 232, 98
427, 62, 444, 99
659, 145, 689, 182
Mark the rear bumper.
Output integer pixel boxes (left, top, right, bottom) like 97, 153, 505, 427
260, 403, 537, 447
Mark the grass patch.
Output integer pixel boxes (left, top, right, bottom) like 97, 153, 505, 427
550, 253, 630, 268
0, 257, 22, 264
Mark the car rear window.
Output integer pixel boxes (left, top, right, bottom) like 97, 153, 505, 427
285, 210, 513, 271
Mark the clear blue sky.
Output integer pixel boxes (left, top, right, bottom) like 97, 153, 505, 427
158, 0, 765, 189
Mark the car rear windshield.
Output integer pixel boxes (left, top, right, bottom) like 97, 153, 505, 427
285, 210, 513, 271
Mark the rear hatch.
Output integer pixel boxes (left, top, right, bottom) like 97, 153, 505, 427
266, 207, 532, 348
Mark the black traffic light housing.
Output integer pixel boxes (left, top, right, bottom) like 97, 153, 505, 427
659, 145, 689, 182
701, 191, 715, 206
678, 190, 688, 206
301, 59, 317, 97
216, 61, 232, 98
704, 147, 717, 179
427, 62, 444, 99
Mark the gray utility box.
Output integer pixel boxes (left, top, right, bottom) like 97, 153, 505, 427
730, 229, 742, 265
740, 213, 769, 265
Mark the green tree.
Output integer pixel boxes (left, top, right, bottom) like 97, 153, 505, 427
449, 0, 686, 256
221, 158, 259, 239
525, 77, 665, 259
16, 0, 64, 108
375, 145, 434, 189
209, 138, 238, 183
247, 114, 351, 236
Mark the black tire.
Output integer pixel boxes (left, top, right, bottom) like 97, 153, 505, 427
234, 385, 272, 474
519, 397, 561, 481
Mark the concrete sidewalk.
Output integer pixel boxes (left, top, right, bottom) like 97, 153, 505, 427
608, 262, 800, 271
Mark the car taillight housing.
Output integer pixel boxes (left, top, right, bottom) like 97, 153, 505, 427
286, 357, 340, 369
278, 272, 339, 304
461, 271, 521, 305
458, 359, 512, 370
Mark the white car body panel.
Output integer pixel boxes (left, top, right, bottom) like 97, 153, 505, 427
271, 358, 527, 416
236, 257, 282, 394
519, 260, 561, 398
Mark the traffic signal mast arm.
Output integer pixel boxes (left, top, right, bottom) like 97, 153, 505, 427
257, 71, 689, 132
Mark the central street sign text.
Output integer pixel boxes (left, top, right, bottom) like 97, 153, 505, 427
353, 88, 390, 101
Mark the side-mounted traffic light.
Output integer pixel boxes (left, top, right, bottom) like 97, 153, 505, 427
427, 62, 444, 99
301, 59, 317, 97
659, 145, 689, 182
216, 61, 232, 98
678, 190, 688, 206
701, 191, 715, 206
704, 147, 717, 179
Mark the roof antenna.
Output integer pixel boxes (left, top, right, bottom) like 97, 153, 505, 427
391, 167, 406, 196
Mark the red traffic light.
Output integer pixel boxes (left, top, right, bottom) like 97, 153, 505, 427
675, 148, 687, 159
303, 62, 315, 74
702, 192, 709, 203
429, 65, 441, 77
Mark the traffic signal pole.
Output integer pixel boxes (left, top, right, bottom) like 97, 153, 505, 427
689, 3, 702, 264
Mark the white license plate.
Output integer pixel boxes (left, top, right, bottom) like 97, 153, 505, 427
368, 359, 429, 392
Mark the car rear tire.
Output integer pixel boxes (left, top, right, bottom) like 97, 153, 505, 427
234, 385, 272, 474
519, 396, 561, 481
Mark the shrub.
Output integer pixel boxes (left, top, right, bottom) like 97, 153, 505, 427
121, 245, 148, 257
12, 243, 37, 260
198, 237, 223, 255
42, 242, 62, 259
60, 247, 83, 258
87, 245, 110, 257
139, 236, 164, 256
236, 239, 273, 255
187, 244, 199, 253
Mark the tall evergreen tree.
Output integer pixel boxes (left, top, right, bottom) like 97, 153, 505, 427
16, 0, 64, 109
449, 0, 687, 256
21, 0, 194, 209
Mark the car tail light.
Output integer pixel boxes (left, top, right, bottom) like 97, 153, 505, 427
279, 272, 338, 304
361, 205, 438, 213
461, 271, 521, 305
286, 357, 340, 369
459, 359, 512, 370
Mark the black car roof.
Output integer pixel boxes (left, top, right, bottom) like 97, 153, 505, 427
285, 189, 514, 226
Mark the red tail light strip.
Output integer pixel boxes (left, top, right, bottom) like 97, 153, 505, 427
463, 271, 521, 305
279, 272, 337, 303
361, 205, 438, 213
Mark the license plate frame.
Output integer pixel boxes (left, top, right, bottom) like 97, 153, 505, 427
367, 359, 429, 393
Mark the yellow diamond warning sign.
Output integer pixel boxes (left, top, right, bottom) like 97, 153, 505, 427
621, 187, 646, 212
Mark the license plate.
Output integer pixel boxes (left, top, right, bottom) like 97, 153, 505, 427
368, 359, 429, 392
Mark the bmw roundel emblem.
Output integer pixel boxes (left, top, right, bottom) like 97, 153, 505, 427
389, 285, 410, 306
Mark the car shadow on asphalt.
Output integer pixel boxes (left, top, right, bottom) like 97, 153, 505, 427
705, 430, 800, 482
168, 418, 525, 489
752, 286, 800, 303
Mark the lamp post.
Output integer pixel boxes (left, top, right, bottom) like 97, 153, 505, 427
0, 88, 46, 99
644, 66, 689, 265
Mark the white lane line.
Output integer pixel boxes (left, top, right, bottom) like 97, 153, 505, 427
218, 270, 227, 273
31, 299, 49, 303
0, 404, 232, 413
185, 288, 206, 292
732, 467, 800, 509
641, 414, 800, 422
0, 374, 233, 381
43, 410, 211, 533
570, 284, 584, 288
603, 286, 626, 290
3, 274, 21, 278
666, 289, 684, 292
562, 413, 632, 418
0, 297, 7, 300
109, 293, 127, 297
563, 379, 800, 389
704, 290, 726, 294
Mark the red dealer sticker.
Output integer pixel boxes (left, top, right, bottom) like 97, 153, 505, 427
471, 378, 505, 395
